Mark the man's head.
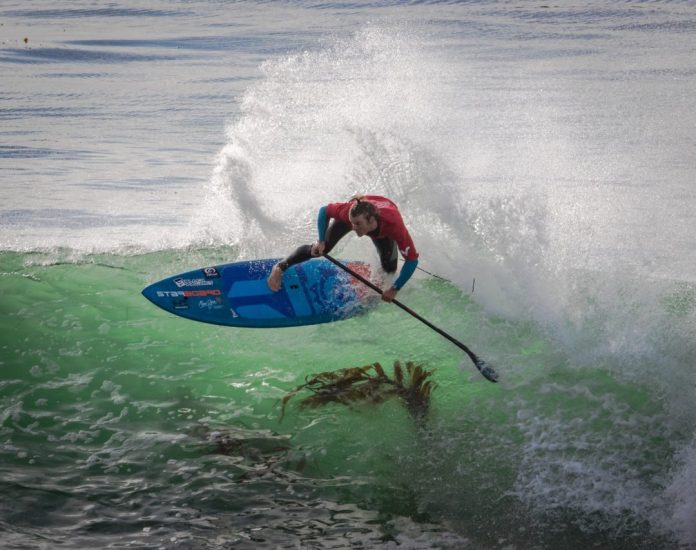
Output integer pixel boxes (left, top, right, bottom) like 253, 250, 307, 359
349, 196, 378, 237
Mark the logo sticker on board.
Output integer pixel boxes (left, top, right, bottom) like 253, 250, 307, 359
203, 266, 220, 279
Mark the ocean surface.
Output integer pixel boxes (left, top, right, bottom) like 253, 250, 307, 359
2, 1, 695, 548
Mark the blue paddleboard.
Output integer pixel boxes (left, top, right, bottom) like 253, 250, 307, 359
141, 258, 377, 328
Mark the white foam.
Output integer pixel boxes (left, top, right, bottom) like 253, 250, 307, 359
663, 437, 696, 545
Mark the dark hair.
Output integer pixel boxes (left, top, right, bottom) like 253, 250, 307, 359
349, 196, 378, 220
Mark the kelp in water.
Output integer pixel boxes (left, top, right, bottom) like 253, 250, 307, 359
280, 361, 436, 422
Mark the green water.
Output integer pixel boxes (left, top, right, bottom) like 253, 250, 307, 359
0, 249, 684, 548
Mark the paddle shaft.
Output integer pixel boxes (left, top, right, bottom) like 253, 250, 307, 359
323, 254, 492, 378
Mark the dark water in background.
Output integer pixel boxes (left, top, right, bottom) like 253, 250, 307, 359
1, 1, 696, 548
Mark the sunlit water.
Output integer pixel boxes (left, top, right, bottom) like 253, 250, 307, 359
1, 1, 695, 548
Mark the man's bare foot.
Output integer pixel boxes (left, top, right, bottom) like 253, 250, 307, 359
267, 264, 283, 291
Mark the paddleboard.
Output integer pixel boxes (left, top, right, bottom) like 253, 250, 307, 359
141, 258, 378, 328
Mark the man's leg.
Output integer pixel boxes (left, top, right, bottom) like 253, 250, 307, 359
267, 221, 351, 291
372, 238, 398, 273
323, 220, 352, 255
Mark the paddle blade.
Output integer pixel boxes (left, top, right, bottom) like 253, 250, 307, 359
475, 359, 499, 383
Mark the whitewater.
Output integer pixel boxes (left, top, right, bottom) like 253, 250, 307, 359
1, 1, 695, 548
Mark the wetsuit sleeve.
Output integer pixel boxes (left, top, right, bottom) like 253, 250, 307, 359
393, 258, 418, 290
317, 206, 329, 241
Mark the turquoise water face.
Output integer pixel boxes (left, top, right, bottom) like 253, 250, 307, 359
0, 249, 685, 548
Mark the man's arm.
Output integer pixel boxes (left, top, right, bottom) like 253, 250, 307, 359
317, 205, 328, 241
312, 205, 329, 256
393, 258, 419, 290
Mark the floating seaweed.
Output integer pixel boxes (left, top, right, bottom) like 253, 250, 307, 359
280, 361, 436, 422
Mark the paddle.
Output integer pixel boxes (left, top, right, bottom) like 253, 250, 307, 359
324, 254, 499, 383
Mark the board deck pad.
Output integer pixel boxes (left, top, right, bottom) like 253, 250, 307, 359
142, 258, 379, 328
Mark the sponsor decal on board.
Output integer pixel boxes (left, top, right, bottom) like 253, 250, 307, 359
198, 298, 224, 311
157, 289, 222, 298
174, 278, 214, 288
202, 266, 220, 279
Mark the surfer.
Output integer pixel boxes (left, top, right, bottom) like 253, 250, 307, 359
267, 195, 419, 302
